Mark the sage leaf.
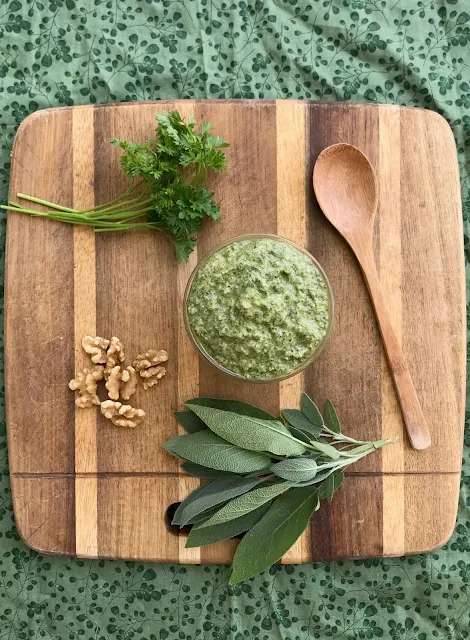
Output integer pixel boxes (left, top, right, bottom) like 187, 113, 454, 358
319, 469, 345, 500
271, 458, 318, 482
181, 462, 235, 479
308, 440, 341, 460
185, 503, 270, 548
187, 397, 277, 420
175, 411, 206, 434
186, 504, 225, 525
286, 426, 314, 444
198, 482, 292, 529
301, 393, 324, 427
186, 403, 306, 457
293, 468, 337, 486
324, 400, 341, 433
282, 409, 322, 438
341, 443, 373, 456
172, 475, 261, 526
229, 486, 319, 584
163, 431, 271, 473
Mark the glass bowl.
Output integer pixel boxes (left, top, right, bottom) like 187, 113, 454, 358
183, 234, 334, 383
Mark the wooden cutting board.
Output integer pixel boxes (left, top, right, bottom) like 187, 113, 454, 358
5, 100, 465, 564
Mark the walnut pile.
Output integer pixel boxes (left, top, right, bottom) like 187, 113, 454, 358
133, 349, 169, 390
100, 400, 145, 428
68, 365, 104, 408
69, 336, 168, 428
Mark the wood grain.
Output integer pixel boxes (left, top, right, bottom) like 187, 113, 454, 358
276, 100, 307, 564
174, 101, 201, 565
378, 107, 405, 554
6, 109, 75, 475
306, 105, 384, 470
5, 100, 465, 564
313, 141, 431, 449
11, 476, 75, 555
72, 106, 98, 557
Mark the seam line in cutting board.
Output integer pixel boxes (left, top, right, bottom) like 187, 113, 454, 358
11, 471, 461, 479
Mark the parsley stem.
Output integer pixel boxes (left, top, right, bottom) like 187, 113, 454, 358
15, 185, 150, 218
5, 201, 155, 226
90, 206, 154, 221
94, 223, 155, 232
16, 184, 143, 215
85, 183, 140, 211
4, 205, 130, 228
16, 194, 77, 214
82, 196, 148, 217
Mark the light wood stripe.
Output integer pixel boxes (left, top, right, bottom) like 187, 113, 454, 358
177, 251, 201, 563
378, 107, 405, 555
72, 106, 98, 557
276, 100, 307, 564
173, 101, 201, 564
176, 254, 199, 415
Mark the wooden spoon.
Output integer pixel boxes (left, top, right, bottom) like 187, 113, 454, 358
313, 143, 431, 451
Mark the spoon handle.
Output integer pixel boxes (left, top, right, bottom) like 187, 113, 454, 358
357, 248, 431, 451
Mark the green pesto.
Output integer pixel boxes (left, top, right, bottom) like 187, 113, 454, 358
187, 238, 330, 380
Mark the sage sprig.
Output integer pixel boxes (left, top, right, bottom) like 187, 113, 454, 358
163, 393, 394, 583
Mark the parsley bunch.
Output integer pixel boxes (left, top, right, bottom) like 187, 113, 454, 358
6, 111, 229, 262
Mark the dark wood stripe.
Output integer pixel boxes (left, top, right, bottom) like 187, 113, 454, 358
195, 101, 279, 416
310, 475, 383, 561
6, 109, 76, 475
94, 104, 180, 475
305, 104, 382, 471
11, 476, 76, 556
305, 103, 383, 558
195, 100, 279, 563
93, 103, 182, 555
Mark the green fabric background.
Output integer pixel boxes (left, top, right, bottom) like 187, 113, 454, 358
0, 0, 469, 638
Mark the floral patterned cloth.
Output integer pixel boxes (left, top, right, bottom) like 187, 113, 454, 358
0, 0, 470, 638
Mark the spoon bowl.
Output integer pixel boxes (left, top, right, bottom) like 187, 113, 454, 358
313, 143, 378, 238
313, 143, 431, 451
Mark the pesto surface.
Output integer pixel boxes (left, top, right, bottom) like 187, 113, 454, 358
187, 238, 330, 379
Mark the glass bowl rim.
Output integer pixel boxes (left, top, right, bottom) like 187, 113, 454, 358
183, 233, 334, 383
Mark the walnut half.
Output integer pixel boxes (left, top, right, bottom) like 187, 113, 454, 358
82, 336, 110, 364
106, 336, 125, 371
105, 365, 138, 401
133, 349, 168, 371
101, 400, 145, 428
133, 349, 168, 390
69, 366, 104, 408
121, 366, 138, 400
140, 366, 166, 390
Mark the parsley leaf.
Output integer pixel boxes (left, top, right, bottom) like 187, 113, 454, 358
110, 110, 229, 259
